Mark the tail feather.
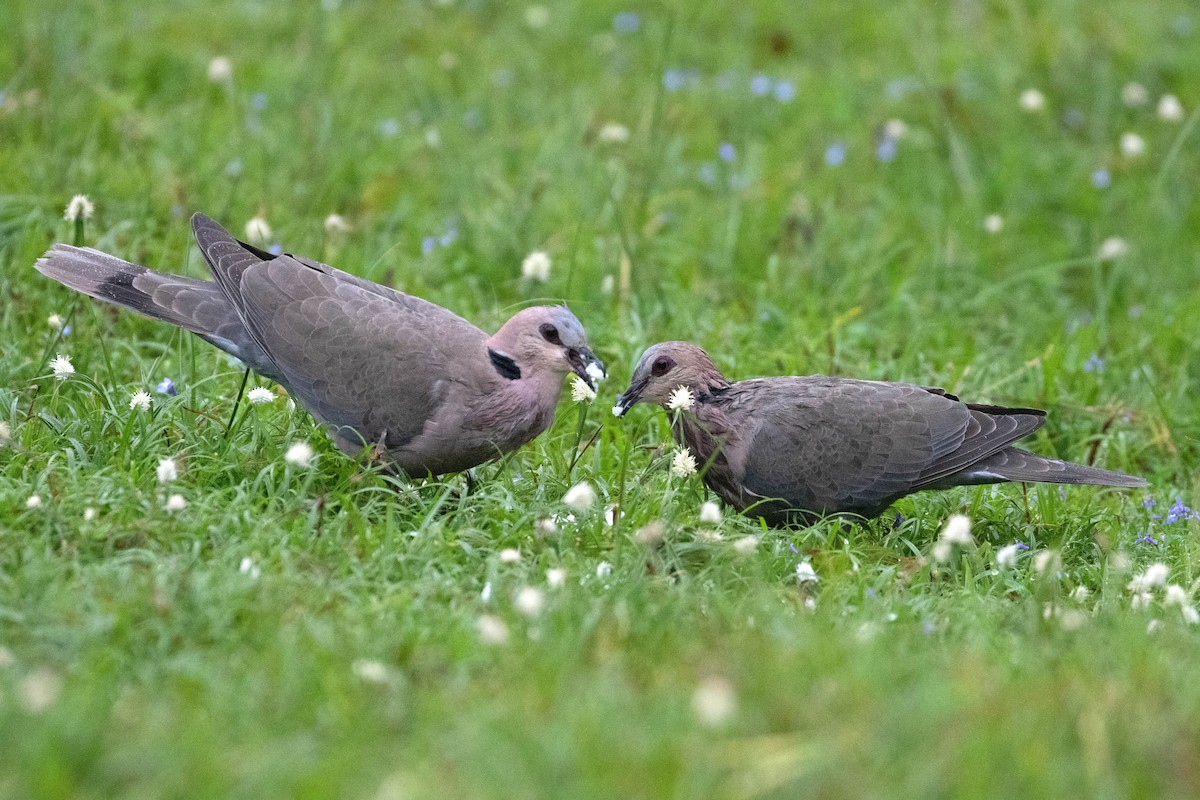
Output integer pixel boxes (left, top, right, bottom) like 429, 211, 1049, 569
34, 243, 270, 371
957, 447, 1148, 488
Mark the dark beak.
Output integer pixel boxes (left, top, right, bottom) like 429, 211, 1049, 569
567, 348, 606, 390
612, 376, 648, 417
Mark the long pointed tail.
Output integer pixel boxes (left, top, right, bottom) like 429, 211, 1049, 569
970, 447, 1148, 488
34, 244, 267, 369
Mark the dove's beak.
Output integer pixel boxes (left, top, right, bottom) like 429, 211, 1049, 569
568, 348, 606, 390
612, 376, 647, 417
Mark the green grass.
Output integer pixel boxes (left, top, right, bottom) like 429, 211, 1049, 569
3, 0, 1200, 796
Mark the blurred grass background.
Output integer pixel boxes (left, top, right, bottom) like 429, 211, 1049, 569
2, 0, 1200, 797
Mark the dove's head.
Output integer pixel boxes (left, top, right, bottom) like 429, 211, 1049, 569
612, 341, 730, 417
489, 306, 606, 389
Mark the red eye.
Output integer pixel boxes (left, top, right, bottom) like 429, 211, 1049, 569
651, 356, 674, 377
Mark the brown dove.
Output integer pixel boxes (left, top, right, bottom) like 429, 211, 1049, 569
36, 213, 605, 476
614, 341, 1146, 526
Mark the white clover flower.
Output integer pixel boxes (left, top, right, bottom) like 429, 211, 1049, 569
666, 385, 695, 411
732, 535, 758, 555
521, 250, 552, 281
247, 387, 276, 405
570, 374, 596, 403
63, 195, 94, 222
534, 518, 559, 537
480, 581, 492, 602
1121, 82, 1149, 107
165, 494, 187, 511
931, 540, 953, 564
699, 501, 722, 524
19, 668, 62, 714
285, 441, 314, 467
1128, 562, 1170, 592
600, 274, 615, 294
634, 521, 664, 545
1119, 132, 1146, 158
1098, 236, 1129, 261
0, 421, 11, 445
129, 391, 152, 412
996, 543, 1022, 568
1019, 88, 1046, 112
423, 127, 441, 149
1070, 585, 1090, 603
563, 480, 597, 511
47, 314, 64, 330
351, 659, 389, 684
239, 556, 261, 580
692, 676, 736, 727
546, 568, 566, 589
25, 495, 42, 510
796, 561, 819, 584
1157, 94, 1184, 122
1033, 549, 1060, 576
1060, 609, 1087, 631
477, 614, 508, 645
50, 354, 74, 379
595, 561, 613, 579
207, 56, 233, 83
883, 118, 908, 140
940, 515, 972, 545
323, 213, 351, 234
499, 548, 521, 563
156, 457, 178, 484
1165, 584, 1189, 607
670, 448, 697, 478
524, 5, 550, 28
982, 214, 1004, 234
597, 122, 631, 144
514, 586, 545, 617
1183, 606, 1200, 626
244, 215, 272, 244
83, 507, 97, 521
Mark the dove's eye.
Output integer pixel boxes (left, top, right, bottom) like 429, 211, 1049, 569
651, 356, 675, 377
540, 323, 562, 345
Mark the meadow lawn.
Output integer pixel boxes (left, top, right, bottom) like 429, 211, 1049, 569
3, 0, 1200, 797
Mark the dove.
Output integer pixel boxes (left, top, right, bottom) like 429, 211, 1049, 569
613, 341, 1146, 526
35, 213, 605, 477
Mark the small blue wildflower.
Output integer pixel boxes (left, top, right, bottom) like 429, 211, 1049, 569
421, 237, 437, 256
663, 68, 692, 92
1142, 497, 1157, 509
462, 108, 482, 129
885, 76, 919, 100
1062, 108, 1085, 130
750, 74, 772, 96
773, 80, 796, 102
788, 542, 798, 554
1015, 542, 1029, 551
876, 136, 897, 163
250, 92, 267, 112
378, 118, 400, 138
1165, 498, 1197, 524
1135, 535, 1160, 545
224, 159, 244, 178
61, 325, 71, 337
1091, 168, 1111, 189
1083, 353, 1105, 374
921, 621, 936, 636
718, 142, 735, 162
865, 587, 876, 600
438, 227, 459, 247
267, 244, 283, 256
613, 12, 639, 33
156, 378, 177, 396
824, 141, 846, 167
696, 162, 718, 186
